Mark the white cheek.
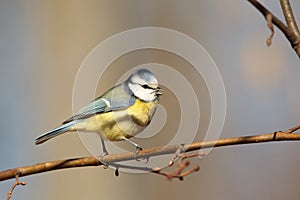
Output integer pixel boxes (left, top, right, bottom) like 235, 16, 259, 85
128, 83, 156, 102
135, 89, 152, 100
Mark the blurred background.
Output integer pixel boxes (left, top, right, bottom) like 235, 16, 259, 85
1, 0, 300, 199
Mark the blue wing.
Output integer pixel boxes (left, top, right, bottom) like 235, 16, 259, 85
63, 83, 135, 124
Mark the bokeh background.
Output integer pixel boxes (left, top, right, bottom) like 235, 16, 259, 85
1, 0, 300, 199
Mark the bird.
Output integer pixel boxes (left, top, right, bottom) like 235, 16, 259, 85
35, 69, 161, 157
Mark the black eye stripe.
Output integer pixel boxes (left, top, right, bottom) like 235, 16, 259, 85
142, 84, 153, 89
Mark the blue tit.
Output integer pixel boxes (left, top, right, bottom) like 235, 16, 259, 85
35, 69, 161, 155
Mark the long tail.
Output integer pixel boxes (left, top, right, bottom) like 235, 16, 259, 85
35, 121, 76, 145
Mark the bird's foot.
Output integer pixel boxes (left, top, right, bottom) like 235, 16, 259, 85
134, 146, 149, 163
98, 152, 109, 169
133, 146, 143, 160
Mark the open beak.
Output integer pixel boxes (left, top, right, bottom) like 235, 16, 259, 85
155, 86, 162, 95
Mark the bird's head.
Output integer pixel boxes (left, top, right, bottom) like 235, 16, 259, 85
127, 69, 161, 102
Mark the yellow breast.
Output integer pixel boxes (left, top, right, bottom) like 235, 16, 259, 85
127, 98, 158, 126
75, 99, 158, 141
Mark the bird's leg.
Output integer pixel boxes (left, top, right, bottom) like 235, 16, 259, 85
122, 137, 143, 160
98, 137, 109, 168
100, 137, 109, 155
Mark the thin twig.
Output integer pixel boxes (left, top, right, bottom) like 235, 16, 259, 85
280, 0, 300, 37
248, 0, 289, 36
1, 124, 300, 182
168, 144, 185, 166
248, 0, 300, 57
286, 124, 300, 133
280, 0, 300, 55
151, 152, 203, 180
266, 14, 275, 46
6, 172, 26, 200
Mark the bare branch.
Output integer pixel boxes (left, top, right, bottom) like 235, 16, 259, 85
286, 124, 300, 133
1, 124, 300, 182
280, 0, 300, 55
248, 0, 289, 37
248, 0, 300, 57
280, 0, 300, 36
6, 172, 26, 200
0, 157, 100, 182
152, 152, 203, 180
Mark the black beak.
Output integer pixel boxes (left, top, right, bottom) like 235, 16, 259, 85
156, 87, 162, 95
